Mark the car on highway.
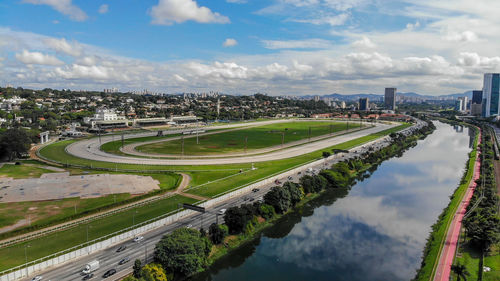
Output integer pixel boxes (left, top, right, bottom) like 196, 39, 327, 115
248, 198, 254, 202
116, 245, 126, 252
31, 276, 43, 281
274, 179, 282, 184
252, 188, 259, 192
118, 257, 130, 265
133, 236, 144, 242
218, 208, 226, 215
186, 224, 193, 229
257, 196, 264, 203
288, 176, 293, 180
102, 269, 116, 278
82, 273, 94, 280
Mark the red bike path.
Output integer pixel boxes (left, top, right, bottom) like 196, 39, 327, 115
433, 132, 482, 281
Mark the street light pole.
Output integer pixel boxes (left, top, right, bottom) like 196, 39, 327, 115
24, 244, 30, 277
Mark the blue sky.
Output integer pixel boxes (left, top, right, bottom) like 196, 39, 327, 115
0, 0, 499, 95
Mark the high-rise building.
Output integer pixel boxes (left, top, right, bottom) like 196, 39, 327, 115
455, 99, 463, 112
483, 73, 500, 117
384, 88, 396, 110
359, 98, 369, 111
471, 90, 483, 116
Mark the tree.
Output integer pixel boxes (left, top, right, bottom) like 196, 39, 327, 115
224, 205, 255, 234
0, 128, 31, 161
264, 186, 291, 214
142, 263, 168, 281
133, 259, 142, 278
258, 204, 275, 220
154, 228, 212, 277
282, 182, 304, 205
299, 174, 327, 193
208, 223, 227, 245
451, 263, 469, 281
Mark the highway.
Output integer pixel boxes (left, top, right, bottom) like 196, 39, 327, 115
65, 121, 397, 165
24, 120, 427, 281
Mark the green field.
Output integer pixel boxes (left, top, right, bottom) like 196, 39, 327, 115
0, 164, 56, 179
0, 195, 197, 271
136, 121, 361, 155
185, 124, 411, 197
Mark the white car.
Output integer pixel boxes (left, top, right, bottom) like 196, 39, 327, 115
218, 208, 227, 215
133, 236, 144, 242
31, 276, 43, 281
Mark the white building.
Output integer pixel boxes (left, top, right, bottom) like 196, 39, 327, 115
83, 108, 128, 129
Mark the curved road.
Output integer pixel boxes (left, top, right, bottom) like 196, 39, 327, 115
65, 121, 396, 165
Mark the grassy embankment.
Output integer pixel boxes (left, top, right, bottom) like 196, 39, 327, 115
414, 123, 479, 281
0, 195, 197, 271
0, 164, 56, 179
137, 121, 361, 155
0, 168, 180, 238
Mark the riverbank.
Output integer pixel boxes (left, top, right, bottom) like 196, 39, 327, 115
413, 119, 479, 281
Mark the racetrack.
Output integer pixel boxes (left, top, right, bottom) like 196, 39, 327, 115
65, 120, 397, 165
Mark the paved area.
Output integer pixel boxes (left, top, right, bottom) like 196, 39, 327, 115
65, 121, 397, 165
0, 174, 160, 203
433, 132, 482, 281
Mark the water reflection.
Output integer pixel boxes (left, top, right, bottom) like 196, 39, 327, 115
191, 122, 471, 281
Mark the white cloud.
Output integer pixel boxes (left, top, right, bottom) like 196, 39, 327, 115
98, 4, 109, 14
15, 49, 64, 65
44, 38, 83, 57
406, 21, 420, 30
223, 38, 238, 47
262, 39, 332, 49
174, 74, 187, 82
292, 13, 349, 26
352, 36, 376, 49
23, 0, 87, 21
445, 30, 478, 42
150, 0, 230, 25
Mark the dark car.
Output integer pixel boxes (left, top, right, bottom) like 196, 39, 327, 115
118, 257, 130, 265
102, 269, 116, 278
116, 245, 126, 252
252, 188, 259, 192
82, 273, 94, 280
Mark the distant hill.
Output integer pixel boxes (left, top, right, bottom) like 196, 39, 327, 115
300, 91, 474, 101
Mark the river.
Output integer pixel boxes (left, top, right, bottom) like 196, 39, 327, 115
191, 122, 474, 281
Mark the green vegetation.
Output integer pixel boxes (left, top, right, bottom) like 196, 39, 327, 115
0, 128, 33, 161
153, 228, 212, 278
0, 171, 180, 238
100, 134, 182, 156
0, 164, 55, 179
0, 195, 197, 271
454, 125, 500, 281
136, 121, 360, 155
414, 121, 479, 281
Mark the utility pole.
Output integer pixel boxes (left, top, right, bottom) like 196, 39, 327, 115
281, 132, 285, 147
24, 245, 30, 277
181, 135, 184, 157
121, 133, 124, 149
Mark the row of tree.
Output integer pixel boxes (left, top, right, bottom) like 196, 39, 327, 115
463, 126, 500, 252
0, 128, 35, 161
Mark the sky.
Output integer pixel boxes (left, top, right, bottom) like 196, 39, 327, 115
0, 0, 499, 96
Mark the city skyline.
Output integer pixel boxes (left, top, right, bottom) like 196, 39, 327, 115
1, 0, 500, 95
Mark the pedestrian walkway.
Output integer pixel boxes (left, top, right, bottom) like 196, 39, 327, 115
433, 133, 482, 281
